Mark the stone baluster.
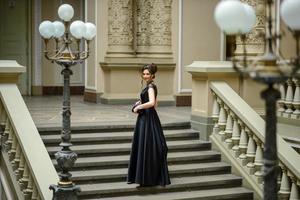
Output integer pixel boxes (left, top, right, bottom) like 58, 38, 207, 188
246, 131, 256, 174
278, 83, 286, 116
212, 93, 220, 135
23, 174, 33, 200
31, 186, 39, 200
284, 78, 294, 116
16, 154, 25, 181
279, 166, 291, 199
278, 167, 283, 190
218, 101, 227, 141
254, 138, 263, 184
238, 126, 248, 165
12, 143, 21, 175
8, 133, 17, 161
292, 78, 300, 119
224, 111, 233, 149
231, 117, 241, 157
3, 119, 11, 151
20, 163, 29, 191
289, 176, 300, 200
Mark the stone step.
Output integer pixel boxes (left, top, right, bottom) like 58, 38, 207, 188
38, 121, 191, 134
71, 162, 231, 183
96, 187, 253, 200
47, 140, 211, 156
53, 150, 221, 169
78, 174, 244, 198
42, 129, 199, 145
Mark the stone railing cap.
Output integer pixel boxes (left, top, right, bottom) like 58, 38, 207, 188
185, 61, 235, 73
0, 60, 26, 73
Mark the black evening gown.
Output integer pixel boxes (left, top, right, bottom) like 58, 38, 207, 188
127, 83, 171, 186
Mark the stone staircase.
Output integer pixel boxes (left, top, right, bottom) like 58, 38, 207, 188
39, 123, 253, 200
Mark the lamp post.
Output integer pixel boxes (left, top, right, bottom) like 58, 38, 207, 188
39, 4, 96, 200
214, 0, 300, 199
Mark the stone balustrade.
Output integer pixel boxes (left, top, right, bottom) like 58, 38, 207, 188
278, 77, 300, 120
0, 60, 58, 199
210, 81, 300, 200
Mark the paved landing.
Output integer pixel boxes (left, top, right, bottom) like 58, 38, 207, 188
23, 95, 191, 128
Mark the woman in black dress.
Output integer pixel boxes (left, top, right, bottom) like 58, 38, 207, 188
127, 63, 171, 187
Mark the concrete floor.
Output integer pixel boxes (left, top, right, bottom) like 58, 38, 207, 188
23, 95, 191, 129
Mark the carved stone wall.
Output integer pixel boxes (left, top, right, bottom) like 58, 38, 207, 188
136, 0, 172, 53
235, 0, 265, 56
107, 0, 133, 54
107, 0, 173, 57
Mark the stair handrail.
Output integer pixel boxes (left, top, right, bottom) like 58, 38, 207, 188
0, 84, 58, 200
209, 81, 300, 200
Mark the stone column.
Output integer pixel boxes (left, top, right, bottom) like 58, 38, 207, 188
107, 0, 134, 56
136, 0, 172, 57
235, 0, 265, 56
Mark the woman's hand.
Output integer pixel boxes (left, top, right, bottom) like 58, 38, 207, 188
133, 105, 142, 113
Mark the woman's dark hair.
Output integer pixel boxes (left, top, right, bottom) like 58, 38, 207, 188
141, 63, 157, 78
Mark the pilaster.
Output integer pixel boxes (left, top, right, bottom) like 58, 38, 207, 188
101, 0, 175, 104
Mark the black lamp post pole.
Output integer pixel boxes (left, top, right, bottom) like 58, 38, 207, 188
49, 64, 80, 199
261, 84, 281, 200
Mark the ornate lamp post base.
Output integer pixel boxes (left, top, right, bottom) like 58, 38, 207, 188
50, 184, 81, 200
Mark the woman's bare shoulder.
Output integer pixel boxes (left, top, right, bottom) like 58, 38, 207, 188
148, 82, 157, 89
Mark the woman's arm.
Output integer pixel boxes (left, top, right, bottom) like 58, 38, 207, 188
133, 88, 156, 113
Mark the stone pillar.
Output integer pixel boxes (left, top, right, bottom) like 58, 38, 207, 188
186, 61, 240, 141
235, 0, 265, 56
107, 0, 134, 56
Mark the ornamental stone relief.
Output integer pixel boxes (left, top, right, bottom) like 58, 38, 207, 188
235, 0, 265, 56
108, 0, 133, 47
107, 0, 172, 55
137, 0, 172, 47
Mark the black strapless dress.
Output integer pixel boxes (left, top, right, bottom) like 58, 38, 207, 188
127, 83, 171, 186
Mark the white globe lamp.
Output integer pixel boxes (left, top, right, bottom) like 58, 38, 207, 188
53, 21, 65, 38
39, 20, 54, 39
84, 23, 97, 40
70, 20, 86, 39
280, 0, 300, 30
58, 4, 74, 22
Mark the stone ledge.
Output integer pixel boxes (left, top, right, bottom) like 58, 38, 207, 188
0, 60, 26, 73
0, 60, 25, 83
185, 61, 236, 74
100, 57, 175, 70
